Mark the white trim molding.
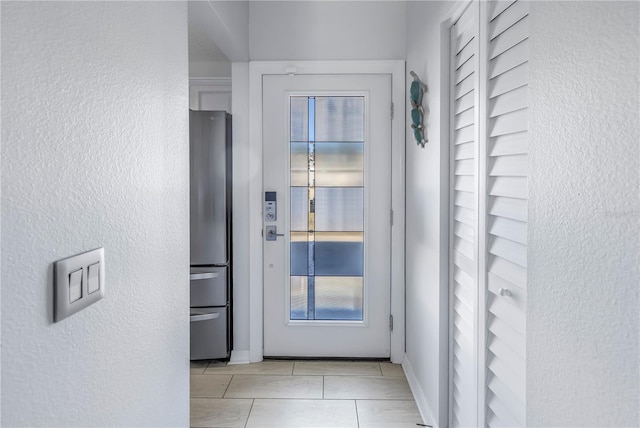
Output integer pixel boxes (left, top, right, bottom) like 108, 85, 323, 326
228, 349, 250, 365
189, 78, 232, 111
248, 60, 406, 363
403, 354, 439, 428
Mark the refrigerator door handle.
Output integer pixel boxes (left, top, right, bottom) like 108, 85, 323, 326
190, 313, 221, 322
190, 272, 220, 281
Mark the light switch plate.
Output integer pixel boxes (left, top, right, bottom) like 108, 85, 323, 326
54, 247, 105, 322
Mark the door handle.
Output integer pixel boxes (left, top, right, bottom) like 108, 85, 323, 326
190, 312, 221, 322
190, 272, 220, 281
265, 225, 285, 241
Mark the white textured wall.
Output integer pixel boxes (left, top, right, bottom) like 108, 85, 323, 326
403, 2, 450, 427
249, 1, 406, 61
231, 62, 251, 362
528, 1, 639, 426
1, 2, 190, 426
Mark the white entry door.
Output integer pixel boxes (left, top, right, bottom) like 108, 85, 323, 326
262, 74, 392, 358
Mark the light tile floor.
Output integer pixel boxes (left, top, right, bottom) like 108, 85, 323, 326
190, 360, 424, 428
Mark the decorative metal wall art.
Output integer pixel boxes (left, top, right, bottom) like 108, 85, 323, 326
409, 71, 428, 147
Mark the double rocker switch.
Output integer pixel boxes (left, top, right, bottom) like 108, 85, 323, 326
68, 262, 101, 303
54, 248, 105, 322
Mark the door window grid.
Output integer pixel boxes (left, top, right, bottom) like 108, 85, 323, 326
290, 96, 365, 321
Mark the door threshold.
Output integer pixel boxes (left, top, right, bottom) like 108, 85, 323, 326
263, 356, 391, 362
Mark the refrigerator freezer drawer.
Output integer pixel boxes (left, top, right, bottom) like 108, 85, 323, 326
190, 266, 227, 307
190, 307, 228, 360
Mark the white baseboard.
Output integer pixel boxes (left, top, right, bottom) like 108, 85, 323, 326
228, 349, 250, 365
403, 353, 439, 428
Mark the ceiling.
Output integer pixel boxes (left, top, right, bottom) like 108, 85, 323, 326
188, 11, 229, 63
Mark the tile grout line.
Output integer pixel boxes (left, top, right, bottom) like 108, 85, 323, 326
354, 399, 360, 428
221, 373, 233, 398
243, 398, 255, 428
322, 376, 325, 400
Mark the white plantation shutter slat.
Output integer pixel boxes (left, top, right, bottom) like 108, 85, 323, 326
488, 85, 528, 117
488, 255, 527, 290
487, 355, 526, 403
489, 15, 529, 59
454, 224, 474, 246
488, 195, 527, 222
456, 57, 476, 85
488, 236, 527, 267
456, 25, 475, 55
455, 141, 475, 160
455, 175, 475, 193
489, 39, 527, 79
454, 281, 474, 317
455, 190, 475, 210
455, 74, 475, 100
454, 205, 475, 226
455, 107, 475, 130
489, 0, 529, 40
455, 263, 474, 287
455, 236, 475, 260
487, 382, 525, 426
489, 62, 528, 98
489, 154, 528, 177
456, 42, 475, 69
488, 176, 527, 199
455, 158, 475, 176
454, 125, 474, 145
487, 409, 510, 428
487, 332, 526, 374
487, 310, 526, 351
489, 131, 528, 157
489, 108, 528, 137
489, 0, 517, 21
454, 250, 475, 285
455, 91, 475, 114
488, 216, 527, 245
456, 5, 476, 48
454, 296, 473, 329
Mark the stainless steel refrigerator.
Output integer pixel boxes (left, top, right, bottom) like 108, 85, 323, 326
189, 110, 232, 360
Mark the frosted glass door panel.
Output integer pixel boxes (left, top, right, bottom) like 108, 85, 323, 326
315, 142, 364, 187
290, 276, 309, 320
291, 143, 310, 186
315, 97, 364, 142
290, 187, 309, 231
315, 232, 364, 276
290, 97, 309, 141
315, 188, 364, 231
290, 231, 309, 276
315, 277, 363, 320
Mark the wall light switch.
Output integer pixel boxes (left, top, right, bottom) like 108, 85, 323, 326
69, 268, 83, 303
87, 262, 100, 294
54, 247, 105, 322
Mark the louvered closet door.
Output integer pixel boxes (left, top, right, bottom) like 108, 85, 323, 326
484, 1, 529, 427
449, 3, 479, 427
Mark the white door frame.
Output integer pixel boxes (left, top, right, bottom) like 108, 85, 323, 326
248, 60, 406, 363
